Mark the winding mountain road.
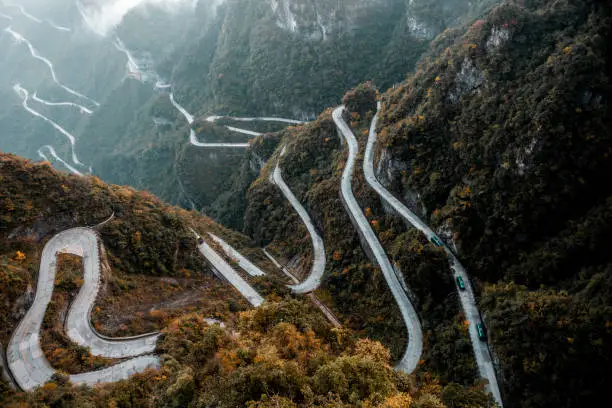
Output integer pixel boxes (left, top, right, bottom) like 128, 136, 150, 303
207, 233, 339, 326
10, 3, 71, 32
206, 115, 304, 137
208, 233, 266, 277
114, 37, 141, 75
170, 93, 303, 147
271, 152, 327, 294
223, 127, 261, 137
263, 248, 341, 328
155, 81, 172, 90
5, 24, 94, 176
192, 230, 264, 307
14, 84, 86, 168
7, 4, 41, 24
4, 27, 98, 106
61, 229, 160, 358
114, 37, 161, 84
169, 93, 250, 148
7, 228, 160, 391
37, 145, 83, 176
263, 248, 299, 284
365, 103, 503, 406
206, 115, 304, 125
333, 106, 423, 373
197, 231, 336, 324
32, 92, 93, 115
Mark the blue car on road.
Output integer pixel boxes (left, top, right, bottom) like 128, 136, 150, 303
430, 236, 443, 247
476, 323, 487, 341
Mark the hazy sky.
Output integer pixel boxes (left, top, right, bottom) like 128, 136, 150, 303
77, 0, 201, 36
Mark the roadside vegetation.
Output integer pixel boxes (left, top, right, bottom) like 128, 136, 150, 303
40, 254, 116, 374
242, 88, 479, 386
2, 299, 494, 408
372, 0, 611, 406
236, 0, 612, 406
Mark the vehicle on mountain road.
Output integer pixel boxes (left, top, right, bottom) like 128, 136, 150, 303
476, 323, 487, 341
430, 236, 443, 247
456, 276, 466, 290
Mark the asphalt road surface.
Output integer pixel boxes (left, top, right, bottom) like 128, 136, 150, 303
365, 102, 503, 406
208, 233, 266, 277
192, 230, 264, 307
7, 228, 160, 391
271, 155, 327, 294
333, 106, 423, 374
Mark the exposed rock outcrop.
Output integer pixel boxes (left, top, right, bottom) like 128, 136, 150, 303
448, 57, 484, 103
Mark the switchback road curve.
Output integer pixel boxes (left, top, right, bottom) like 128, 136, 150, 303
271, 149, 327, 295
333, 106, 423, 374
7, 228, 160, 390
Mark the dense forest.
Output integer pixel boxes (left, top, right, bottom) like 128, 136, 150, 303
170, 0, 502, 117
241, 84, 480, 391
2, 300, 494, 408
373, 0, 612, 404
0, 153, 261, 386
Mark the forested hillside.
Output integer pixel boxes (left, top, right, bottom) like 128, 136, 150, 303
235, 0, 612, 407
0, 152, 261, 382
373, 0, 612, 405
0, 154, 494, 407
242, 106, 480, 387
2, 300, 494, 407
2, 0, 610, 406
79, 0, 502, 212
0, 0, 203, 205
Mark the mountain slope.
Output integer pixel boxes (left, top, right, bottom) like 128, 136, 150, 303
0, 152, 285, 373
241, 106, 479, 389
0, 152, 495, 407
1, 0, 501, 215
234, 0, 612, 406
375, 0, 612, 404
171, 0, 501, 118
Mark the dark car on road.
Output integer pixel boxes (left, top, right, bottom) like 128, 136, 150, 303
476, 323, 487, 341
456, 276, 466, 290
430, 236, 443, 247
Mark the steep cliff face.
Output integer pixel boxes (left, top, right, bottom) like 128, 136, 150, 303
171, 0, 501, 117
268, 0, 384, 40
265, 0, 500, 42
1, 0, 499, 215
190, 0, 501, 216
172, 0, 409, 117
